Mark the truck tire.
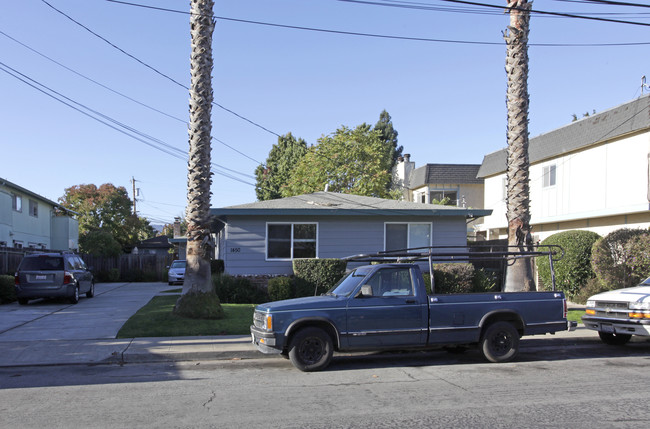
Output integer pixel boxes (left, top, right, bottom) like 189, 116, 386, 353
481, 321, 519, 363
598, 331, 631, 345
288, 327, 333, 372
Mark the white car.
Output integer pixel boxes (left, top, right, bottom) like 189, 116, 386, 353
582, 276, 650, 345
167, 260, 186, 285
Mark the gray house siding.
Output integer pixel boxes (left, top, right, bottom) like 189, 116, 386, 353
221, 215, 469, 276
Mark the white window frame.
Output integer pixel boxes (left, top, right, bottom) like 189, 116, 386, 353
265, 222, 319, 261
429, 188, 459, 206
543, 164, 557, 188
384, 222, 432, 252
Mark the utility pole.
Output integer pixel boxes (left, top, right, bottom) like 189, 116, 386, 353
131, 176, 138, 216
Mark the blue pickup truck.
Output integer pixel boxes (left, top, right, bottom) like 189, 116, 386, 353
251, 262, 576, 371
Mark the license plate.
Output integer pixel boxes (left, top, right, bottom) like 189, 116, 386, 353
35, 275, 47, 280
601, 323, 614, 333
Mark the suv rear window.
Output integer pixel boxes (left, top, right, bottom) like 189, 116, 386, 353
19, 256, 65, 271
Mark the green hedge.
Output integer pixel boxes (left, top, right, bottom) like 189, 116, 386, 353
0, 275, 16, 304
267, 277, 293, 301
292, 259, 347, 296
422, 264, 498, 294
591, 228, 650, 290
536, 230, 601, 300
212, 273, 269, 304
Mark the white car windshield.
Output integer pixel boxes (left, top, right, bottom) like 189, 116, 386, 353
170, 261, 185, 269
642, 277, 650, 286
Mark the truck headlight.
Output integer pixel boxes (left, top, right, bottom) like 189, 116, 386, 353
629, 302, 650, 310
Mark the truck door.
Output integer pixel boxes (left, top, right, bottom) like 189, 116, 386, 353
345, 266, 428, 349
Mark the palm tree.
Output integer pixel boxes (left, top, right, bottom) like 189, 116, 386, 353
174, 0, 222, 318
504, 0, 535, 292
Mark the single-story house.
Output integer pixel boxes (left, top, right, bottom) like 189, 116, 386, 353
477, 95, 650, 241
210, 191, 492, 276
132, 235, 173, 256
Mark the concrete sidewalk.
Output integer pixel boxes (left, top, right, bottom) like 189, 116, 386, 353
0, 328, 602, 368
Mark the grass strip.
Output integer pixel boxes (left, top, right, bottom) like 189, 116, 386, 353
567, 309, 585, 323
117, 295, 255, 338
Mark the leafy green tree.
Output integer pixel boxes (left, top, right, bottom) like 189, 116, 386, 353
79, 229, 122, 257
255, 133, 308, 201
58, 183, 154, 253
591, 228, 650, 290
374, 110, 402, 166
282, 124, 398, 199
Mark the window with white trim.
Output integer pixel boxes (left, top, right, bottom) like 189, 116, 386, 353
267, 223, 317, 260
430, 190, 458, 206
385, 222, 431, 252
543, 164, 556, 188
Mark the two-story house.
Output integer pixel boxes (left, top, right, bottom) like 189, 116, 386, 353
0, 178, 79, 250
477, 95, 650, 241
393, 155, 485, 240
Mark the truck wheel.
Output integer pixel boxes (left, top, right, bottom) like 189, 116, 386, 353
288, 327, 333, 372
598, 331, 631, 345
481, 321, 519, 363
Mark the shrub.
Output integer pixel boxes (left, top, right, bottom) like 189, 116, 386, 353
0, 274, 16, 304
212, 273, 269, 304
536, 230, 601, 299
591, 228, 650, 290
572, 277, 610, 305
473, 268, 500, 293
292, 259, 347, 296
268, 277, 293, 301
173, 291, 224, 319
422, 264, 497, 294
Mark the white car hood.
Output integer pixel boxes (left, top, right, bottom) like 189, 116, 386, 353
590, 286, 650, 303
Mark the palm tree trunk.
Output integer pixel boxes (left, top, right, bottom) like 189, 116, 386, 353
504, 0, 535, 292
181, 0, 215, 296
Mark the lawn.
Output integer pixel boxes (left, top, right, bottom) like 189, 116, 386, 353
117, 295, 255, 338
567, 309, 585, 323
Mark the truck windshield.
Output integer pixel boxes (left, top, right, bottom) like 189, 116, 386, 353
642, 277, 650, 286
327, 267, 372, 297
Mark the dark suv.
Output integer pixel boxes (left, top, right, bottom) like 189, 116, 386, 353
14, 252, 95, 305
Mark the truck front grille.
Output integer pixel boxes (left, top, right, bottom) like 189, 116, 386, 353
594, 301, 629, 319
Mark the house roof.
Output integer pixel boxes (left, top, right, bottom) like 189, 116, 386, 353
211, 192, 491, 218
410, 164, 483, 188
136, 235, 172, 249
0, 177, 78, 216
477, 95, 650, 178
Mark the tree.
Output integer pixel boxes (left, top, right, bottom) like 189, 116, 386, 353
374, 110, 402, 167
58, 183, 154, 253
282, 124, 398, 199
503, 0, 535, 292
174, 0, 223, 319
79, 230, 122, 257
254, 133, 308, 201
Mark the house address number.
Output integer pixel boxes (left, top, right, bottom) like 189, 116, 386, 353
230, 247, 241, 253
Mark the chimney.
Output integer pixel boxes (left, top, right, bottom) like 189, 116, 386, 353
173, 217, 181, 238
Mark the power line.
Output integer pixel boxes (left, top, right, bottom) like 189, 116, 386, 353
0, 60, 256, 186
105, 0, 650, 47
40, 0, 279, 137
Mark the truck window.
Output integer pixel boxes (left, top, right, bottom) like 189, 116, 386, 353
366, 267, 414, 297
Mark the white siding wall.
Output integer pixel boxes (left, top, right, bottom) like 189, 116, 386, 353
481, 134, 650, 240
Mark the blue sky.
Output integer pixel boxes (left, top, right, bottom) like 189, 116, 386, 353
2, 0, 649, 226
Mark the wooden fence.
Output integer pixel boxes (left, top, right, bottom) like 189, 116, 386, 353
0, 247, 174, 282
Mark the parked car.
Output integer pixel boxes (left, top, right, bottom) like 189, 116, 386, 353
167, 260, 186, 285
14, 252, 94, 305
582, 276, 650, 345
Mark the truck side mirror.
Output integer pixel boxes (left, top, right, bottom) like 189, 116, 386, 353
358, 284, 373, 298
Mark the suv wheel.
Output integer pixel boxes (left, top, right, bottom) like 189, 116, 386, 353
69, 285, 80, 304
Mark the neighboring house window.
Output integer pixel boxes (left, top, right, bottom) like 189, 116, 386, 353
12, 193, 22, 212
385, 223, 431, 251
420, 193, 426, 204
29, 199, 38, 217
267, 223, 317, 260
543, 164, 556, 187
430, 190, 458, 206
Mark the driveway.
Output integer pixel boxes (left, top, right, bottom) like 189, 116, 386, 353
0, 282, 170, 341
